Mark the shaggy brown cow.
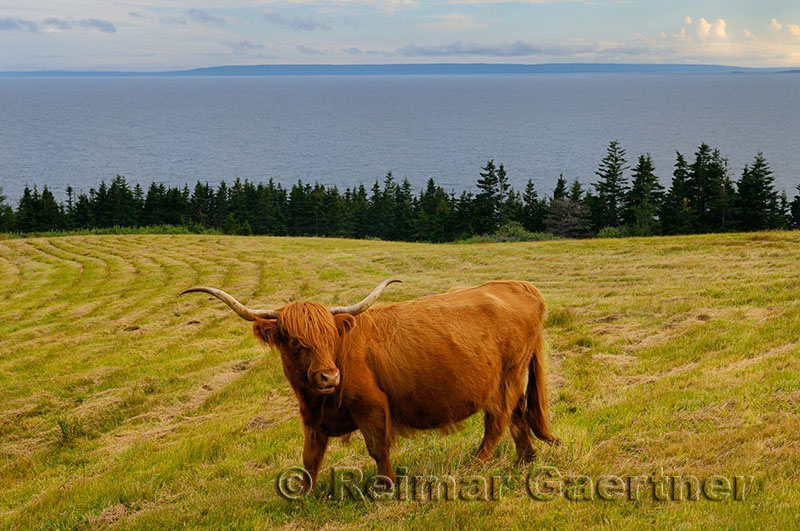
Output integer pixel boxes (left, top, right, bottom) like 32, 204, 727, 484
182, 279, 558, 491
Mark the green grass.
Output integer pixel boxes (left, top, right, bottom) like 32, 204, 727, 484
1, 232, 799, 529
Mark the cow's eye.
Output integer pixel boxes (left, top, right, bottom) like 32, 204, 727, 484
289, 338, 301, 350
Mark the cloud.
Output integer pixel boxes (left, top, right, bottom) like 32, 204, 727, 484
447, 0, 587, 3
222, 40, 265, 54
789, 24, 800, 37
691, 17, 726, 39
262, 12, 331, 31
76, 18, 116, 33
0, 17, 38, 32
419, 13, 486, 32
2, 16, 116, 34
128, 12, 144, 18
43, 18, 71, 30
296, 44, 324, 55
185, 8, 225, 26
342, 46, 395, 56
398, 40, 581, 57
771, 18, 782, 31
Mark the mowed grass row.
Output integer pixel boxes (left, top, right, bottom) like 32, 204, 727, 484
0, 232, 799, 529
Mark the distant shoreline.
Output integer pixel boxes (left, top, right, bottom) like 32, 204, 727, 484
1, 62, 797, 78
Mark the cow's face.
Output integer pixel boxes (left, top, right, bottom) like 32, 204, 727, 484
253, 302, 355, 395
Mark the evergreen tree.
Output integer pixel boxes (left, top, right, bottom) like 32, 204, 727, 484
39, 186, 62, 231
545, 198, 592, 238
417, 178, 452, 242
790, 185, 800, 229
212, 181, 229, 230
521, 179, 546, 232
393, 179, 416, 241
72, 193, 93, 228
351, 184, 371, 239
474, 160, 502, 233
453, 191, 475, 238
591, 140, 629, 229
661, 152, 693, 235
15, 186, 38, 232
552, 174, 568, 201
687, 144, 736, 233
190, 181, 214, 228
736, 152, 779, 231
0, 187, 14, 232
624, 154, 664, 235
567, 179, 583, 203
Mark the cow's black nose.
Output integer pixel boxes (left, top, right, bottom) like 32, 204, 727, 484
314, 370, 340, 390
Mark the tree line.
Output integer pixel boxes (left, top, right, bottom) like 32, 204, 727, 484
1, 141, 799, 241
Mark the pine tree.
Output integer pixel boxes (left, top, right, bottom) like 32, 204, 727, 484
552, 174, 568, 201
393, 179, 416, 241
39, 186, 62, 231
624, 154, 664, 236
567, 179, 584, 203
475, 160, 503, 233
591, 140, 629, 229
0, 187, 14, 232
687, 144, 735, 233
661, 152, 693, 235
15, 186, 37, 232
351, 184, 370, 239
545, 198, 592, 239
790, 185, 800, 229
72, 193, 93, 228
417, 178, 452, 242
521, 180, 546, 233
736, 152, 779, 231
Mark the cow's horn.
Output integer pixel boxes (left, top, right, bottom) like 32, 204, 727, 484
180, 287, 280, 321
328, 279, 401, 316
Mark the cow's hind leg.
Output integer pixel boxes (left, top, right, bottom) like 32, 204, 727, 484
509, 398, 536, 463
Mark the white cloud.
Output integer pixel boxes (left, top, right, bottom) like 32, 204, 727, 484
770, 18, 782, 31
788, 24, 800, 37
419, 14, 486, 32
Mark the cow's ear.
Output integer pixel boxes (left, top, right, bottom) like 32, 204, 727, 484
253, 318, 279, 347
334, 314, 356, 337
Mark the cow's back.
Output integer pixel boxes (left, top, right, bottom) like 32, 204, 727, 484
351, 281, 545, 430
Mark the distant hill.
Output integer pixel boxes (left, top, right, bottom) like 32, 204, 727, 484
0, 63, 792, 77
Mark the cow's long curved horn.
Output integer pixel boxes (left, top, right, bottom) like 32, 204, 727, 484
180, 287, 280, 321
328, 279, 401, 316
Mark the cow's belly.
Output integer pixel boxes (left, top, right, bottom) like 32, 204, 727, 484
388, 368, 498, 430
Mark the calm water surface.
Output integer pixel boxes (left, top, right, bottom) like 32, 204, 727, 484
1, 74, 798, 203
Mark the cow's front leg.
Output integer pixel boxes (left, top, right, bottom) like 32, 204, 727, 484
302, 425, 329, 492
353, 400, 395, 489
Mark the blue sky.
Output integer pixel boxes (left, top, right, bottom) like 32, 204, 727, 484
1, 1, 799, 70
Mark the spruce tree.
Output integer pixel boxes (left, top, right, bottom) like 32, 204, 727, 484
661, 152, 693, 235
521, 180, 546, 232
552, 174, 568, 201
545, 198, 591, 238
736, 152, 779, 231
591, 140, 629, 229
790, 185, 800, 229
0, 187, 14, 232
624, 153, 664, 235
39, 186, 62, 231
687, 144, 735, 232
567, 179, 583, 203
475, 160, 501, 233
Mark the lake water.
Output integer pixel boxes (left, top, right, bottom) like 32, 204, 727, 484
1, 74, 798, 204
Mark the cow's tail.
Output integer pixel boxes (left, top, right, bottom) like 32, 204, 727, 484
526, 325, 560, 445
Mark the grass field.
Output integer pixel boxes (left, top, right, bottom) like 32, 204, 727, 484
1, 232, 799, 529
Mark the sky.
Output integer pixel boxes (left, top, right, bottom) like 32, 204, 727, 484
1, 1, 799, 71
